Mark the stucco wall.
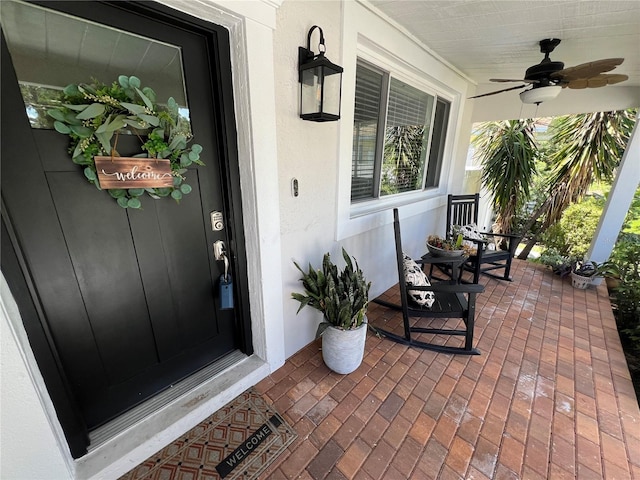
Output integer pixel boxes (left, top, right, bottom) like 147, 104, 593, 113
274, 0, 476, 358
274, 0, 344, 358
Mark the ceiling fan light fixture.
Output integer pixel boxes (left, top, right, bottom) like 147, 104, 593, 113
519, 85, 562, 104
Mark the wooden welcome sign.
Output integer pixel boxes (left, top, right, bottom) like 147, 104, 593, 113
94, 156, 174, 189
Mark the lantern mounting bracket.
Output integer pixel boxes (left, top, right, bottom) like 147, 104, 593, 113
298, 25, 325, 82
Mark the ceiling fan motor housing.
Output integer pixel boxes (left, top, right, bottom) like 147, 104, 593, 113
526, 38, 564, 86
525, 61, 565, 84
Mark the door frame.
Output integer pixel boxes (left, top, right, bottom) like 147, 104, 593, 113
1, 0, 252, 458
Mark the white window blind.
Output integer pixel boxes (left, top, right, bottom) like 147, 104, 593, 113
351, 64, 383, 200
350, 60, 450, 202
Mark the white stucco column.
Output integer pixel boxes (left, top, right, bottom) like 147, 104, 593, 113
587, 113, 640, 263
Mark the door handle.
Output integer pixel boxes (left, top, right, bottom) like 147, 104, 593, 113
213, 240, 230, 281
213, 240, 226, 261
213, 240, 233, 309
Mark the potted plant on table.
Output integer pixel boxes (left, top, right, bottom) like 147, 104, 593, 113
292, 248, 371, 374
426, 233, 469, 257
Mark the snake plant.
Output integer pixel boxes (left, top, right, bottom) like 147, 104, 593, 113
292, 248, 370, 337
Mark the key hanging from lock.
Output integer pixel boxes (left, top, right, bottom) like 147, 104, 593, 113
214, 241, 234, 310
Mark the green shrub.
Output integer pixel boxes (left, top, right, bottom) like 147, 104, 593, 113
541, 196, 604, 258
536, 247, 574, 276
622, 186, 640, 234
601, 234, 640, 345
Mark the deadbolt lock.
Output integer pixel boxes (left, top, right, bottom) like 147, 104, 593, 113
210, 211, 224, 231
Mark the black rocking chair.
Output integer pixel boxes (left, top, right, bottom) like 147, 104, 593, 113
371, 209, 484, 355
447, 193, 520, 284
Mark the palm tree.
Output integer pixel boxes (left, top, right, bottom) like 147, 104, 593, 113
472, 119, 538, 235
381, 125, 425, 194
516, 109, 636, 259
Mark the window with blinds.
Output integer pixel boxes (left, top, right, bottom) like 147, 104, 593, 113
381, 78, 433, 196
350, 60, 450, 202
351, 64, 383, 201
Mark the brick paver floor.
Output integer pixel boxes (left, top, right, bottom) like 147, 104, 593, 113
256, 259, 640, 479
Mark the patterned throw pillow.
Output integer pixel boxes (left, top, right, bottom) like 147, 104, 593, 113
455, 223, 486, 254
402, 253, 435, 307
458, 223, 486, 241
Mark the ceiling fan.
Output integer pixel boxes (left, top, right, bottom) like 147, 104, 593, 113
470, 38, 628, 104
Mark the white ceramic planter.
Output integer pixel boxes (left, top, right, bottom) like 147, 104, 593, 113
571, 272, 593, 289
321, 322, 367, 375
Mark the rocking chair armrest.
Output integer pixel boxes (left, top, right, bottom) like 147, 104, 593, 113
465, 236, 488, 243
479, 231, 521, 241
406, 283, 485, 294
463, 237, 488, 247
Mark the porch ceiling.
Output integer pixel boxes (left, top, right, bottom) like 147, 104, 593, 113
367, 0, 640, 117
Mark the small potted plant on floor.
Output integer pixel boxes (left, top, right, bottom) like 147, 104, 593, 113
571, 259, 601, 289
292, 248, 371, 374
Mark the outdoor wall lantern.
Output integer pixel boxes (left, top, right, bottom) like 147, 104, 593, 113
298, 25, 343, 122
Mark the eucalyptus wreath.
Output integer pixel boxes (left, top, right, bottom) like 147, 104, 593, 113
47, 75, 204, 209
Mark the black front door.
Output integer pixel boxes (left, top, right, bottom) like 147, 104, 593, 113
1, 0, 251, 457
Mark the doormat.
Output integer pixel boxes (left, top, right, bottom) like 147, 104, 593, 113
119, 388, 297, 480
